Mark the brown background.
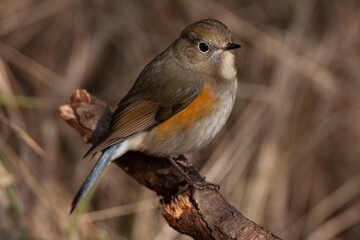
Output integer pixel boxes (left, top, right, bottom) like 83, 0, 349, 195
0, 0, 360, 239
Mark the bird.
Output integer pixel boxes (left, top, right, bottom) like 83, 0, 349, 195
71, 19, 241, 213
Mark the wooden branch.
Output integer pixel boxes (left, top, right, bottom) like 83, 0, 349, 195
59, 89, 282, 240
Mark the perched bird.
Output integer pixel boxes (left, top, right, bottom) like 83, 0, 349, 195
71, 19, 241, 213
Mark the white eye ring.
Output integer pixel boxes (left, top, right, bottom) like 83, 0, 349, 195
198, 42, 209, 53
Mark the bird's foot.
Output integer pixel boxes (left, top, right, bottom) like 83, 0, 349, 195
175, 178, 220, 196
191, 180, 220, 191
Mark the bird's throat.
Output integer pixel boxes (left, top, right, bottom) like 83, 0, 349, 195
220, 51, 237, 80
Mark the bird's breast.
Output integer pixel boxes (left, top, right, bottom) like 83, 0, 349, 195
137, 82, 236, 156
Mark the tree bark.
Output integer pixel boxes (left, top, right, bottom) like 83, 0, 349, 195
59, 89, 282, 240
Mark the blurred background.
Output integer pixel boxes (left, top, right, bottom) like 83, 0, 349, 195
1, 0, 360, 239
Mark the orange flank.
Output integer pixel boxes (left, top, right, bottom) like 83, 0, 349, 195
154, 83, 219, 140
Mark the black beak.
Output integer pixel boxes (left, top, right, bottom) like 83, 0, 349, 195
224, 43, 241, 50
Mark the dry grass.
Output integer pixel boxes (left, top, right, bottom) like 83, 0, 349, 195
1, 0, 360, 239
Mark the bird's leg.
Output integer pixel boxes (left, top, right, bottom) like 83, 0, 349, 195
167, 156, 196, 184
173, 154, 194, 168
167, 156, 219, 193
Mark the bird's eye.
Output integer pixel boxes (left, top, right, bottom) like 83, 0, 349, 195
198, 42, 209, 53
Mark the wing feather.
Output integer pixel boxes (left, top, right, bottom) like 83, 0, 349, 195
84, 87, 201, 157
84, 50, 204, 157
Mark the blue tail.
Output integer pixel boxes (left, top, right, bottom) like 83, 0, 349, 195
70, 143, 121, 213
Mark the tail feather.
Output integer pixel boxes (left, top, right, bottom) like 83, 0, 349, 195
70, 143, 121, 214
